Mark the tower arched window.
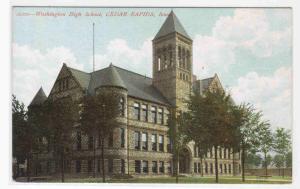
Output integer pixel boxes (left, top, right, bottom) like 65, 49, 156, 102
178, 46, 181, 67
187, 50, 191, 70
182, 48, 186, 69
158, 57, 161, 71
119, 97, 125, 117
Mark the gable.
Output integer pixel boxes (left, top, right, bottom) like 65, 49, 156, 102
48, 64, 82, 98
208, 75, 224, 92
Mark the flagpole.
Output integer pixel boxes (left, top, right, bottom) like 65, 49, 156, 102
93, 22, 95, 72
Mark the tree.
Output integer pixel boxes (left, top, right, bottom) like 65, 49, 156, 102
80, 89, 121, 182
43, 97, 79, 182
256, 122, 273, 176
167, 109, 189, 183
245, 152, 262, 169
273, 154, 284, 176
273, 128, 291, 177
12, 95, 28, 179
231, 104, 263, 182
286, 151, 292, 168
185, 89, 234, 183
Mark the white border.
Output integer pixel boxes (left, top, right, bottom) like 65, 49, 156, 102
2, 0, 300, 189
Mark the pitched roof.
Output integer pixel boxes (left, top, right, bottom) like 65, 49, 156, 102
29, 87, 47, 106
154, 11, 191, 40
90, 64, 126, 90
200, 77, 214, 91
68, 67, 91, 89
192, 76, 214, 95
65, 64, 169, 105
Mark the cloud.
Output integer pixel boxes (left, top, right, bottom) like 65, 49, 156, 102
193, 8, 292, 79
230, 66, 292, 130
12, 43, 84, 106
92, 37, 153, 77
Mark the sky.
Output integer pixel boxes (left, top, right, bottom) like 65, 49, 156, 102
12, 7, 292, 131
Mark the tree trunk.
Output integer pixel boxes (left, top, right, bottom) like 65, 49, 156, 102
264, 152, 268, 176
214, 145, 219, 183
200, 157, 203, 177
176, 150, 179, 183
101, 138, 106, 183
93, 136, 96, 178
241, 146, 245, 182
232, 148, 235, 176
26, 154, 30, 182
282, 167, 285, 178
61, 151, 65, 182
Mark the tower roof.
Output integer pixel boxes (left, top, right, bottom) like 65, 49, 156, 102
29, 87, 47, 106
90, 64, 127, 90
154, 11, 191, 40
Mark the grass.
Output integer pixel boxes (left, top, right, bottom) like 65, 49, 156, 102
57, 176, 292, 184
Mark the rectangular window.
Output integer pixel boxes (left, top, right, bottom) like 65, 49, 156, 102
165, 109, 169, 125
167, 162, 171, 173
108, 159, 113, 173
159, 161, 164, 173
121, 159, 125, 174
120, 128, 125, 148
220, 164, 223, 174
108, 131, 113, 147
119, 97, 125, 117
98, 132, 101, 148
135, 132, 140, 150
76, 131, 81, 151
88, 136, 93, 150
151, 134, 157, 151
159, 135, 164, 152
142, 133, 148, 150
210, 163, 213, 174
151, 106, 157, 123
97, 159, 101, 172
152, 161, 157, 173
88, 160, 92, 172
76, 160, 81, 173
205, 162, 208, 174
229, 164, 231, 174
133, 102, 140, 120
167, 137, 171, 153
198, 163, 201, 173
135, 160, 141, 173
46, 161, 50, 173
194, 163, 197, 173
194, 146, 197, 157
210, 147, 213, 158
219, 148, 222, 159
224, 164, 227, 174
224, 148, 227, 159
141, 104, 148, 121
157, 108, 163, 124
142, 160, 148, 173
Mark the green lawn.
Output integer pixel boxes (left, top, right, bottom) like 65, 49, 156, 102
60, 176, 292, 184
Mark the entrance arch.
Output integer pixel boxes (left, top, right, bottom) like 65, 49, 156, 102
179, 147, 192, 173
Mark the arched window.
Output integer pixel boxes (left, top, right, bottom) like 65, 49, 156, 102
178, 46, 181, 67
182, 48, 186, 68
158, 57, 161, 71
120, 97, 125, 117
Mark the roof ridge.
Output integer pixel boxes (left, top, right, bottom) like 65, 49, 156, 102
112, 65, 152, 80
67, 66, 90, 75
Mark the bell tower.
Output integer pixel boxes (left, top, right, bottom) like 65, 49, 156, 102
152, 11, 193, 109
